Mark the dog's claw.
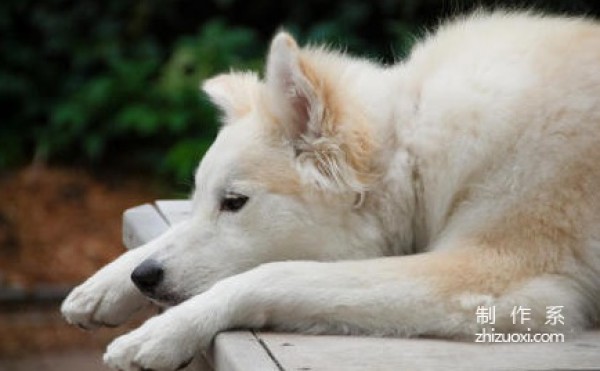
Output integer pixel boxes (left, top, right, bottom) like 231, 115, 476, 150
77, 323, 92, 331
176, 357, 194, 370
91, 319, 119, 328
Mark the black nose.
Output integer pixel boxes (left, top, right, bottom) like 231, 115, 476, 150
131, 259, 164, 293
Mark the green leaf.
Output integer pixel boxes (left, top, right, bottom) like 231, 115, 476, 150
82, 76, 114, 107
115, 104, 160, 136
51, 102, 87, 131
84, 134, 104, 160
162, 138, 213, 182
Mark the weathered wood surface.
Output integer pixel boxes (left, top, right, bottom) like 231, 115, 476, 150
257, 332, 600, 371
212, 331, 281, 371
124, 200, 600, 371
123, 203, 169, 248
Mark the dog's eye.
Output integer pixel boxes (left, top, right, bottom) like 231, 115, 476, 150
220, 193, 249, 212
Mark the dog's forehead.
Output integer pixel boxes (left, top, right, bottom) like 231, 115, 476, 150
192, 118, 304, 203
194, 120, 265, 193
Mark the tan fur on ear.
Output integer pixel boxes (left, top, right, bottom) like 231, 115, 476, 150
264, 32, 378, 196
202, 72, 261, 122
292, 54, 377, 196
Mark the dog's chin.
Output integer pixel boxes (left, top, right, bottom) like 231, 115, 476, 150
143, 291, 187, 307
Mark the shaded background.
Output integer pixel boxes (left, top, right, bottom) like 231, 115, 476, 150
1, 0, 599, 369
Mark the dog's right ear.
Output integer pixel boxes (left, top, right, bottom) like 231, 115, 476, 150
265, 32, 319, 139
265, 31, 375, 196
202, 72, 259, 122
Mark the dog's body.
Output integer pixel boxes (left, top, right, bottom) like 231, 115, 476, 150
62, 12, 600, 370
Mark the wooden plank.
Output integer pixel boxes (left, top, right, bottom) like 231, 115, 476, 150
257, 331, 600, 371
155, 200, 192, 225
122, 203, 169, 249
212, 331, 282, 371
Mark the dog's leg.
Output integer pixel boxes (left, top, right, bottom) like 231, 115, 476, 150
61, 221, 190, 329
225, 250, 586, 337
104, 246, 585, 371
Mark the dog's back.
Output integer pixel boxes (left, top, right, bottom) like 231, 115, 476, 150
398, 12, 600, 328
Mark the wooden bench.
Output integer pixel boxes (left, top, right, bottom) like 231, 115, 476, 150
123, 200, 600, 371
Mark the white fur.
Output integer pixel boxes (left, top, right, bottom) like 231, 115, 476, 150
62, 12, 600, 371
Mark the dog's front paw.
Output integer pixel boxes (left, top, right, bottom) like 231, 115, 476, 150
61, 266, 148, 329
104, 313, 198, 371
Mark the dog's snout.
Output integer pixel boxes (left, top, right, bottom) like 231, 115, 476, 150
131, 259, 164, 293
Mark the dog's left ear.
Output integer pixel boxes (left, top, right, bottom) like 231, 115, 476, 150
202, 72, 259, 122
266, 32, 374, 195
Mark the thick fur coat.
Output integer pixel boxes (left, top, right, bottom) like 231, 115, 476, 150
62, 12, 600, 371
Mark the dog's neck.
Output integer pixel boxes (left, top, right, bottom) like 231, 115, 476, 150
298, 56, 429, 258
342, 65, 427, 257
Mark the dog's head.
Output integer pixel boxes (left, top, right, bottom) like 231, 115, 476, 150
131, 32, 401, 305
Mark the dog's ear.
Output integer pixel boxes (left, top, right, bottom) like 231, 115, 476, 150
202, 72, 259, 122
266, 32, 374, 196
265, 32, 318, 139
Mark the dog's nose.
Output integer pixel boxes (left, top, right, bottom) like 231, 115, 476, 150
131, 259, 164, 293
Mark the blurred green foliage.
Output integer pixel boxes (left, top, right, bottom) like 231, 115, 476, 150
0, 0, 264, 183
40, 18, 262, 182
1, 0, 598, 185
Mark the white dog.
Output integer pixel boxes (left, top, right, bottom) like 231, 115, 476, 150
62, 12, 600, 371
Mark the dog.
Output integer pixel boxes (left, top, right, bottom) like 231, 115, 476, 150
61, 11, 600, 371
